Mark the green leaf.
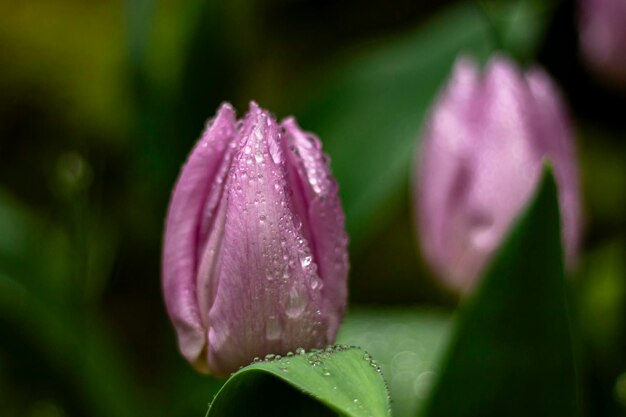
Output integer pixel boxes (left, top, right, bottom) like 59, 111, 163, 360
477, 0, 560, 62
207, 346, 391, 417
421, 169, 578, 417
337, 308, 452, 417
298, 3, 495, 248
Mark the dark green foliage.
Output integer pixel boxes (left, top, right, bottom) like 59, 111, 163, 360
422, 170, 578, 417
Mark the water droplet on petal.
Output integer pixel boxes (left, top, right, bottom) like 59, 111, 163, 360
268, 137, 282, 164
310, 276, 323, 291
299, 252, 312, 267
468, 211, 494, 248
265, 316, 282, 341
286, 287, 307, 318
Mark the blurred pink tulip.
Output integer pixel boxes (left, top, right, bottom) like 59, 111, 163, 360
579, 0, 626, 85
414, 56, 581, 293
162, 102, 348, 375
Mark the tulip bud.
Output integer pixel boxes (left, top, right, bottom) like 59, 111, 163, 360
162, 102, 349, 375
579, 0, 626, 86
414, 56, 581, 293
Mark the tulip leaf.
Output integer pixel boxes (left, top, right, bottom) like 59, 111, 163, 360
477, 0, 560, 62
421, 169, 579, 417
298, 3, 495, 248
337, 308, 452, 417
206, 346, 391, 417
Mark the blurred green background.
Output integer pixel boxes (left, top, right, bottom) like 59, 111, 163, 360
0, 0, 624, 416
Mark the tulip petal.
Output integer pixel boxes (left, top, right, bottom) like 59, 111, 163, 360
526, 69, 581, 266
466, 56, 540, 256
162, 103, 237, 369
417, 57, 484, 290
579, 0, 626, 84
281, 118, 349, 340
205, 103, 327, 375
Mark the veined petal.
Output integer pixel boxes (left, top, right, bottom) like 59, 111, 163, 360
162, 103, 237, 369
281, 118, 349, 340
579, 0, 626, 84
465, 56, 540, 256
417, 57, 482, 290
526, 68, 581, 266
205, 103, 327, 376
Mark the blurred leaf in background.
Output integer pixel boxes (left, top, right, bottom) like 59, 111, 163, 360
338, 309, 451, 417
297, 3, 493, 250
477, 0, 562, 62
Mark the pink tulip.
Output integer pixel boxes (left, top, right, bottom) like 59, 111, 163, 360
162, 102, 348, 375
579, 0, 626, 85
414, 56, 581, 293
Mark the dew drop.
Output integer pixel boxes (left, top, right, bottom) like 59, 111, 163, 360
414, 371, 437, 399
304, 134, 320, 149
468, 211, 494, 248
265, 316, 282, 341
286, 287, 307, 318
310, 276, 323, 291
268, 136, 282, 164
300, 255, 312, 267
